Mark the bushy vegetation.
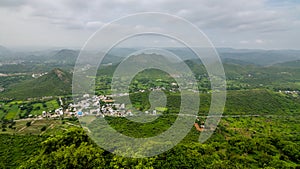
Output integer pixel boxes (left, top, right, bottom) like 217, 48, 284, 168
0, 134, 45, 168
13, 117, 299, 169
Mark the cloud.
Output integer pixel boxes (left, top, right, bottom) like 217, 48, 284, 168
255, 39, 264, 44
240, 40, 249, 44
86, 21, 104, 30
0, 0, 300, 49
21, 0, 298, 34
0, 0, 27, 7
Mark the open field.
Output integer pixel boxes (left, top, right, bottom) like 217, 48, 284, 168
0, 118, 80, 135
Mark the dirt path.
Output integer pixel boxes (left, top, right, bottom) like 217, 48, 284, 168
18, 126, 27, 132
66, 122, 80, 128
15, 118, 36, 122
49, 123, 54, 129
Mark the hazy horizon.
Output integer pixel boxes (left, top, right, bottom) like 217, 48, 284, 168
2, 45, 300, 52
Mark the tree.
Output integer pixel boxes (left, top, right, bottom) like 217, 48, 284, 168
26, 121, 31, 127
40, 126, 46, 132
20, 127, 107, 168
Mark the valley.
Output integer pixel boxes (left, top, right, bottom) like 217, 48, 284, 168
0, 47, 300, 168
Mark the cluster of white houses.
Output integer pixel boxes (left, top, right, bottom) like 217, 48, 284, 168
39, 94, 158, 119
278, 90, 300, 95
31, 72, 48, 78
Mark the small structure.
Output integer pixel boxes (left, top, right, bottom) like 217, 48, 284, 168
103, 99, 114, 103
42, 111, 46, 117
194, 123, 204, 132
83, 94, 90, 98
152, 110, 157, 115
42, 111, 50, 118
120, 103, 125, 109
77, 111, 83, 117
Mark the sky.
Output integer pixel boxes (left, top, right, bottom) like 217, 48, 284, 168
0, 0, 300, 50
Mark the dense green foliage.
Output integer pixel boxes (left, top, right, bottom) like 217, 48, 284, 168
224, 89, 300, 115
121, 89, 300, 116
0, 68, 72, 99
19, 128, 107, 169
8, 116, 299, 169
0, 134, 45, 168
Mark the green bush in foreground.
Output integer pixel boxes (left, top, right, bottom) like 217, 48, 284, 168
16, 125, 299, 169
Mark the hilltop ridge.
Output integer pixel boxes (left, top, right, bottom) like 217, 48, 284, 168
0, 68, 72, 99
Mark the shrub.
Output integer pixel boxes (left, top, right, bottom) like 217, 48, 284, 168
26, 121, 31, 127
41, 126, 47, 131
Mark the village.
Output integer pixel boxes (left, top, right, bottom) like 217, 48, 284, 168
278, 90, 300, 95
39, 94, 158, 119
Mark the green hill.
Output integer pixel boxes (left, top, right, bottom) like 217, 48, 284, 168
273, 60, 300, 68
0, 68, 72, 99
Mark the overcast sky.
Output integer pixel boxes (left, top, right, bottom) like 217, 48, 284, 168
0, 0, 299, 50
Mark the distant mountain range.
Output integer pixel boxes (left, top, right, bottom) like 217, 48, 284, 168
1, 45, 300, 66
92, 47, 300, 66
218, 48, 300, 66
273, 60, 300, 68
